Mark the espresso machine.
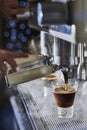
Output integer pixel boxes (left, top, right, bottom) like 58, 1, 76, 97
15, 0, 87, 82
0, 0, 87, 94
2, 1, 87, 130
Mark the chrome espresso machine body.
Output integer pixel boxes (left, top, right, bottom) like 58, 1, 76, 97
16, 0, 87, 81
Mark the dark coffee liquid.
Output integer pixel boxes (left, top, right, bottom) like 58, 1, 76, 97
53, 86, 76, 107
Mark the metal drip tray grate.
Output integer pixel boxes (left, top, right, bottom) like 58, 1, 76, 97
17, 79, 87, 130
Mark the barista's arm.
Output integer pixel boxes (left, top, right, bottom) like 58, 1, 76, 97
0, 49, 29, 75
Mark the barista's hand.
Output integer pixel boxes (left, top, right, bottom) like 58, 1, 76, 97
0, 49, 29, 75
0, 0, 24, 21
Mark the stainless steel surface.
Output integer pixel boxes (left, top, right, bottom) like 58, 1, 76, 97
40, 30, 79, 79
37, 2, 68, 26
40, 31, 76, 66
16, 8, 30, 20
52, 37, 75, 66
77, 43, 86, 80
17, 79, 87, 130
29, 36, 41, 54
49, 25, 76, 43
10, 96, 33, 130
40, 31, 54, 58
7, 55, 44, 71
6, 65, 60, 87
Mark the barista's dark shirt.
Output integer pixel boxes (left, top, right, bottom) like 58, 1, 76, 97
0, 101, 16, 130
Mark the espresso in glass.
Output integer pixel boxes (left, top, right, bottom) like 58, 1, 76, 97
53, 85, 76, 108
52, 72, 78, 118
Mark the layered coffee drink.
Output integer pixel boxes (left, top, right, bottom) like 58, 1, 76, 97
53, 86, 76, 107
52, 71, 78, 118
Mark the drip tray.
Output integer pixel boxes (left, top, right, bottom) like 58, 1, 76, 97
17, 79, 87, 130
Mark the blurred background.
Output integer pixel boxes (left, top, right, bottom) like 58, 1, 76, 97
0, 0, 40, 53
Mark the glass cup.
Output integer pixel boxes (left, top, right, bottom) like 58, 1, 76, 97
42, 73, 57, 97
52, 79, 78, 118
43, 80, 52, 97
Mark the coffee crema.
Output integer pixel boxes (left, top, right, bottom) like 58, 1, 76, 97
53, 86, 76, 94
42, 73, 57, 81
53, 86, 76, 108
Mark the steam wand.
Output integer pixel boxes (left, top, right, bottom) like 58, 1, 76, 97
77, 43, 87, 80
